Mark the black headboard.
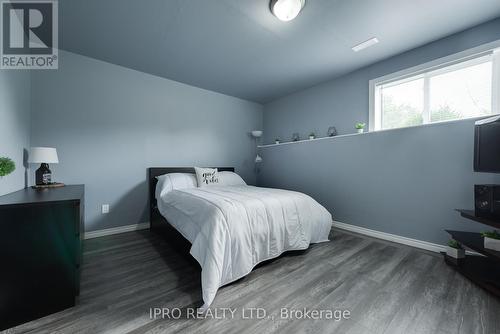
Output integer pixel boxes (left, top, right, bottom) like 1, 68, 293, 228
148, 167, 234, 215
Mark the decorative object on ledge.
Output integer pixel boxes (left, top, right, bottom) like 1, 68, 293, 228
445, 239, 465, 265
482, 231, 500, 251
327, 126, 337, 137
28, 147, 59, 186
0, 157, 15, 177
292, 133, 300, 142
275, 138, 280, 144
255, 154, 263, 163
355, 122, 366, 134
309, 132, 315, 140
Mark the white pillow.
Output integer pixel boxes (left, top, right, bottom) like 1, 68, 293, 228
155, 173, 197, 199
218, 171, 246, 186
194, 167, 220, 187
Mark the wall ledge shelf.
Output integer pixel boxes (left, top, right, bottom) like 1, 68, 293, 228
258, 132, 368, 148
258, 114, 500, 149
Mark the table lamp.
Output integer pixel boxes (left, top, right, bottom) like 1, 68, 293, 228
28, 147, 59, 185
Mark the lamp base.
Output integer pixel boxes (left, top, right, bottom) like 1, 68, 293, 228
35, 163, 52, 185
32, 182, 65, 189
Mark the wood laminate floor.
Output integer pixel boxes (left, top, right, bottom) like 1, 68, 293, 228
4, 229, 499, 334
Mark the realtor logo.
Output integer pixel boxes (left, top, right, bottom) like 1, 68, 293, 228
1, 0, 58, 69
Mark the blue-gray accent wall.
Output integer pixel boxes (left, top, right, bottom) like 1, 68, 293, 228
263, 18, 500, 143
259, 18, 500, 245
0, 71, 31, 196
31, 51, 263, 232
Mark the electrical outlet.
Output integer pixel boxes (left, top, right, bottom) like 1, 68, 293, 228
102, 204, 110, 214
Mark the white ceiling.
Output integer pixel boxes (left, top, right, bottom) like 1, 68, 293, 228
60, 0, 500, 103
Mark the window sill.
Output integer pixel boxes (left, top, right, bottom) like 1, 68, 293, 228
371, 113, 499, 133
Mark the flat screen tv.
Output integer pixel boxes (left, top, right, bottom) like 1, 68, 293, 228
474, 115, 500, 173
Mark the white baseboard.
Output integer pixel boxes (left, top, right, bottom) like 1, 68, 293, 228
84, 222, 150, 240
332, 221, 480, 256
332, 221, 446, 253
83, 220, 476, 256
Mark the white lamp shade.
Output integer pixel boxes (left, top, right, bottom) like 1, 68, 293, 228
255, 154, 263, 163
28, 147, 59, 164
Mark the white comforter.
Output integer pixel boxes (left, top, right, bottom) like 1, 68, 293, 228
157, 185, 332, 309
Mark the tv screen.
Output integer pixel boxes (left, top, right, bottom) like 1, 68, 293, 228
474, 115, 500, 173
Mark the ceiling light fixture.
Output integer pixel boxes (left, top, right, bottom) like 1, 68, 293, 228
352, 37, 379, 52
270, 0, 305, 22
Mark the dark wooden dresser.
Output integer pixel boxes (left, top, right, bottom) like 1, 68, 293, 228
0, 185, 84, 330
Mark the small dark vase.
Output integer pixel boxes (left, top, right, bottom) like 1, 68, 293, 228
35, 163, 52, 185
327, 126, 337, 137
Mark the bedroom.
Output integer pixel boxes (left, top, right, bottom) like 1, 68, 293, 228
1, 0, 500, 333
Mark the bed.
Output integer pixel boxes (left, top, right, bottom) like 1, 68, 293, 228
148, 167, 332, 310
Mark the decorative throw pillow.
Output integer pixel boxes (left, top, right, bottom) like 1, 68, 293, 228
218, 171, 246, 186
194, 167, 220, 187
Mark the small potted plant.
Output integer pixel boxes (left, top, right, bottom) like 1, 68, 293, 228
275, 138, 280, 145
309, 132, 316, 140
482, 230, 500, 251
446, 239, 465, 259
0, 157, 15, 177
355, 123, 366, 134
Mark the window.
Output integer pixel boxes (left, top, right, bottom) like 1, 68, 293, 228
370, 48, 500, 131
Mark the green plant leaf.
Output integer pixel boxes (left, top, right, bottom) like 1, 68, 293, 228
481, 230, 500, 240
447, 239, 462, 249
355, 122, 366, 129
0, 157, 16, 177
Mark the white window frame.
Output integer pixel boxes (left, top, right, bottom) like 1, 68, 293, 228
369, 40, 500, 132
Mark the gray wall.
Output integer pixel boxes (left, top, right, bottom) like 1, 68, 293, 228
31, 51, 263, 232
259, 19, 500, 245
0, 71, 31, 196
263, 18, 500, 143
258, 121, 500, 245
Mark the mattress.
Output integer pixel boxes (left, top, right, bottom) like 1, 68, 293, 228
157, 185, 332, 310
